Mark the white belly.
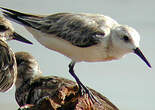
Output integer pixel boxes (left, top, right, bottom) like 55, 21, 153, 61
26, 27, 108, 62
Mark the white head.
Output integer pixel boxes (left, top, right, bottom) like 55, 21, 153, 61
110, 25, 151, 68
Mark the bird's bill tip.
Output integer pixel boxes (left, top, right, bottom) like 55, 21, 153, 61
12, 32, 33, 44
134, 48, 151, 68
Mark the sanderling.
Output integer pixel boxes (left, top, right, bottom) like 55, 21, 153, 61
15, 51, 78, 106
0, 16, 32, 92
0, 39, 17, 92
15, 52, 118, 110
15, 52, 42, 106
1, 7, 151, 102
0, 16, 32, 44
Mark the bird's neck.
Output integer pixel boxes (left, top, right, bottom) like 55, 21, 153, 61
15, 71, 42, 89
105, 35, 124, 60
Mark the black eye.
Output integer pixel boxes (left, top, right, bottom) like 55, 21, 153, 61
0, 25, 8, 32
123, 35, 129, 42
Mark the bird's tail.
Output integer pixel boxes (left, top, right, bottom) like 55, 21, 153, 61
0, 7, 43, 28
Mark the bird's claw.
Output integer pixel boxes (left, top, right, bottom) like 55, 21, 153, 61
78, 83, 100, 104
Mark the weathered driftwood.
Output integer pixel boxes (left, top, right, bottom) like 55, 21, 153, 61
15, 52, 118, 110
18, 76, 119, 110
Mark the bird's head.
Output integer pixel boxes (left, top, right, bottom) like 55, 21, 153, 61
0, 16, 33, 44
111, 25, 151, 68
15, 52, 42, 88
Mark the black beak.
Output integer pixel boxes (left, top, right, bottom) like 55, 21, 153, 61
12, 32, 33, 44
134, 48, 151, 68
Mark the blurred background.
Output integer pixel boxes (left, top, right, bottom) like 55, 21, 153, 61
0, 0, 154, 110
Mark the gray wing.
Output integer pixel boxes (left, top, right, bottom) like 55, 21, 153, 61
0, 40, 17, 92
33, 13, 105, 47
2, 8, 105, 47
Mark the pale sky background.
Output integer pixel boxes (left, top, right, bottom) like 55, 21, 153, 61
0, 0, 154, 110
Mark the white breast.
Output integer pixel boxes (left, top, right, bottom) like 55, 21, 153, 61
25, 27, 110, 62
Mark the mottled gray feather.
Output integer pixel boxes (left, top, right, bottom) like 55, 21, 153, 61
0, 40, 16, 92
24, 13, 105, 47
2, 9, 106, 47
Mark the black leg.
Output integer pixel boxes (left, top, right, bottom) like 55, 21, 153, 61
69, 61, 99, 103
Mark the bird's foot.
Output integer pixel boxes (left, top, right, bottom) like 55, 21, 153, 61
68, 62, 100, 104
78, 82, 100, 104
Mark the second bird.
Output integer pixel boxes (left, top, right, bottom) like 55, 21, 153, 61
0, 7, 151, 102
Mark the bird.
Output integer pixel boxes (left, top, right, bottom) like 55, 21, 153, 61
0, 16, 32, 44
0, 16, 32, 92
15, 51, 119, 110
0, 7, 151, 102
15, 51, 42, 106
0, 39, 17, 92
